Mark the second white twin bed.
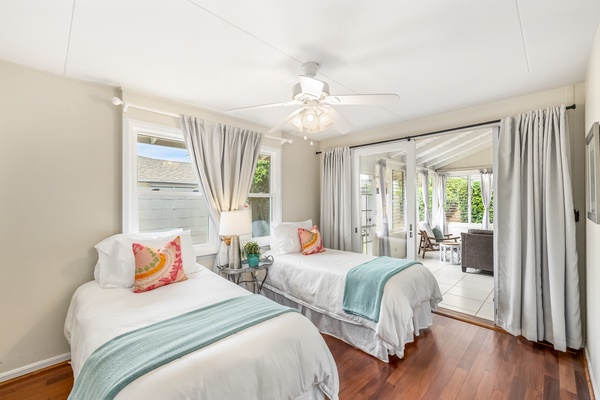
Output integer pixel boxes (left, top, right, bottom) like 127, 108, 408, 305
263, 221, 443, 362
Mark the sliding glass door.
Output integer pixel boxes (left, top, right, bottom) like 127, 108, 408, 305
352, 141, 417, 259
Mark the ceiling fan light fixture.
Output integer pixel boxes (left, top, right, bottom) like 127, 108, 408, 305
301, 108, 319, 129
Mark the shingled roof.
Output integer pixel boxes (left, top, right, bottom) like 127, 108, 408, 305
137, 156, 197, 185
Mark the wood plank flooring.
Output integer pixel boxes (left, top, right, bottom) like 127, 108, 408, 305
0, 313, 593, 399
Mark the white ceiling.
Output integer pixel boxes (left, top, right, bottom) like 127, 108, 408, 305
1, 1, 599, 140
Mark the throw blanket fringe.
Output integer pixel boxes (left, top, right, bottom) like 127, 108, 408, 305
69, 294, 296, 400
342, 257, 418, 322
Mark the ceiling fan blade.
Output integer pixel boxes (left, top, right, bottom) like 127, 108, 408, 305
299, 76, 324, 98
268, 107, 305, 133
322, 106, 353, 134
228, 100, 300, 113
324, 94, 400, 106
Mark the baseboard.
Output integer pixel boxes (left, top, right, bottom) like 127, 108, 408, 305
586, 348, 598, 400
0, 353, 71, 383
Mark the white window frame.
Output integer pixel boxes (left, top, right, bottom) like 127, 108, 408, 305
247, 144, 282, 246
123, 119, 220, 256
446, 170, 485, 226
123, 119, 282, 254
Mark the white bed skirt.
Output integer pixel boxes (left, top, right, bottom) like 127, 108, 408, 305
262, 284, 434, 363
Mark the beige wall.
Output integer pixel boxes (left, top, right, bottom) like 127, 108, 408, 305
0, 62, 121, 376
585, 24, 600, 397
0, 66, 322, 379
281, 132, 321, 225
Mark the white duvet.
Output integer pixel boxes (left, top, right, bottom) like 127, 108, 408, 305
263, 249, 443, 359
64, 265, 339, 400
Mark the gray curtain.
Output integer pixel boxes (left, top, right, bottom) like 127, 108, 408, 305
376, 159, 390, 256
480, 170, 493, 230
496, 105, 582, 351
436, 173, 447, 235
421, 171, 431, 225
321, 147, 352, 250
180, 115, 263, 270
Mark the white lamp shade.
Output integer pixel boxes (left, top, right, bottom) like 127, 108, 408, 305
219, 210, 252, 236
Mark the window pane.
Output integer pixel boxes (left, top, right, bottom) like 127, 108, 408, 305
470, 177, 483, 224
138, 194, 210, 245
391, 169, 405, 230
250, 155, 270, 194
247, 197, 271, 237
137, 134, 209, 245
445, 176, 469, 223
137, 135, 199, 191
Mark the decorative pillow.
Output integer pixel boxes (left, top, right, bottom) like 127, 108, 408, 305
419, 222, 435, 239
270, 219, 313, 254
432, 227, 445, 242
298, 225, 325, 255
132, 236, 188, 293
94, 229, 199, 288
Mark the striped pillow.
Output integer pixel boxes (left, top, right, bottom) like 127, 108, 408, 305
298, 225, 325, 255
132, 236, 187, 293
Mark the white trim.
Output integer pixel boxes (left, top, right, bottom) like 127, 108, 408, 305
123, 119, 220, 256
586, 347, 598, 398
248, 144, 282, 246
352, 141, 417, 259
0, 353, 70, 383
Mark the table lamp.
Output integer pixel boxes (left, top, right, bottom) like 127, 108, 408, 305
219, 210, 252, 269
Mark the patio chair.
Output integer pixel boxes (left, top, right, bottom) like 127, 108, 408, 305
418, 229, 459, 258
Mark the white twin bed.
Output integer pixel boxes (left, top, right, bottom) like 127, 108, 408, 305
263, 249, 442, 362
65, 230, 339, 400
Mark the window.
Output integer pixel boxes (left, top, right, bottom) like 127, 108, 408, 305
123, 121, 219, 255
124, 120, 281, 255
416, 172, 433, 222
391, 168, 405, 231
445, 174, 493, 225
247, 146, 282, 244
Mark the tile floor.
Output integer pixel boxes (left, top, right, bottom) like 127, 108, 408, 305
419, 251, 495, 320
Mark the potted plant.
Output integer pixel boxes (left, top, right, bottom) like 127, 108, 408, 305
242, 241, 261, 268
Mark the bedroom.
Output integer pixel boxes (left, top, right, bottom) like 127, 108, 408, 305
1, 1, 600, 399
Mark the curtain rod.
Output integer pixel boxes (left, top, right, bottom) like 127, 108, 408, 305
315, 103, 576, 154
110, 97, 293, 145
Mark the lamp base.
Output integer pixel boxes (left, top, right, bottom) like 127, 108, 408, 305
227, 235, 242, 269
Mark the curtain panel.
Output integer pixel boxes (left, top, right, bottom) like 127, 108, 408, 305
320, 147, 352, 251
421, 171, 431, 225
376, 159, 391, 256
436, 173, 447, 235
180, 115, 263, 271
496, 105, 581, 351
480, 170, 493, 230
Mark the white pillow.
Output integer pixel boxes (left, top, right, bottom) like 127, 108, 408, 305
269, 219, 313, 254
93, 229, 199, 288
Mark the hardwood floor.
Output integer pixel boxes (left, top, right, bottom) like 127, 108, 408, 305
0, 314, 593, 399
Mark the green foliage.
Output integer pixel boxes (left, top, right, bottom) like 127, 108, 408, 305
250, 159, 270, 193
444, 177, 493, 224
242, 241, 260, 257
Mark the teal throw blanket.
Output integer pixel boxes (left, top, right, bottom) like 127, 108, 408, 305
69, 294, 297, 400
342, 257, 418, 322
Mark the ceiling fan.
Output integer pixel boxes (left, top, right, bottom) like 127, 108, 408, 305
228, 62, 400, 135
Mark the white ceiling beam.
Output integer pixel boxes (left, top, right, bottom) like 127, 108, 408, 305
426, 138, 493, 170
417, 130, 491, 165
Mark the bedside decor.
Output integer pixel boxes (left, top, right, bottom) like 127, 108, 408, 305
586, 122, 599, 224
219, 210, 252, 269
242, 241, 261, 267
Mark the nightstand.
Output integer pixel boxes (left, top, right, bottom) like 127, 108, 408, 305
217, 255, 273, 294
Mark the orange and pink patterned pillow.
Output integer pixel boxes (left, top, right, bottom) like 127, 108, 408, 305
298, 225, 325, 255
132, 236, 187, 293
